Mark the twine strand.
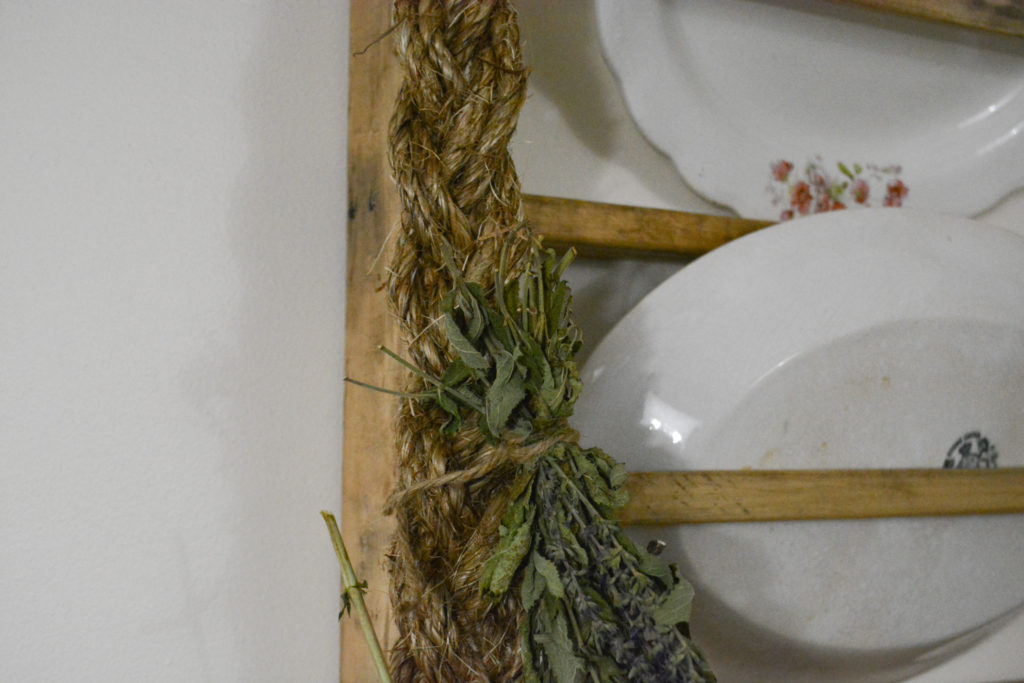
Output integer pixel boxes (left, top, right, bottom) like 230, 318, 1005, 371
383, 428, 579, 514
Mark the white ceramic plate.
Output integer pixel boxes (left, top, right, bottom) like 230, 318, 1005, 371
596, 0, 1024, 221
571, 209, 1024, 682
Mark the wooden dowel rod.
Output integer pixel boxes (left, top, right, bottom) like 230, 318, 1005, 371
524, 194, 772, 258
837, 0, 1024, 38
621, 468, 1024, 525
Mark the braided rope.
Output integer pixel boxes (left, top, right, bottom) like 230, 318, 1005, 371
385, 1, 532, 679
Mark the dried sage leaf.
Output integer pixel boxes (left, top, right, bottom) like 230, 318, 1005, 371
531, 550, 565, 600
536, 607, 582, 683
485, 349, 526, 436
521, 561, 544, 612
443, 312, 490, 372
653, 578, 696, 627
480, 497, 535, 596
435, 387, 462, 434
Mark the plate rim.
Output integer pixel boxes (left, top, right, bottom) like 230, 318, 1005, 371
595, 0, 1024, 220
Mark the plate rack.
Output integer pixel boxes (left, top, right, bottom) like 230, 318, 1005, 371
340, 3, 1024, 680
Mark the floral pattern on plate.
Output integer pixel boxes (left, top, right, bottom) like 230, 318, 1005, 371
768, 157, 908, 221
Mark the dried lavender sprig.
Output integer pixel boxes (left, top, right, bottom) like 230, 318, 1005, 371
521, 447, 715, 682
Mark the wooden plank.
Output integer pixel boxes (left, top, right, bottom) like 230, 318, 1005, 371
620, 468, 1024, 525
341, 2, 402, 680
525, 193, 772, 258
839, 0, 1024, 37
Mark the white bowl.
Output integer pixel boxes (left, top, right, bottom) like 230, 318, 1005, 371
571, 209, 1024, 681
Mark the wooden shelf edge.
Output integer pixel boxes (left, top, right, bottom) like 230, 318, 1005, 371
621, 468, 1024, 525
837, 0, 1024, 38
524, 193, 772, 258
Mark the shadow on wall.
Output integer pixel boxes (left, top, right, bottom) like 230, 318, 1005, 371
191, 3, 346, 681
515, 0, 619, 159
514, 0, 730, 215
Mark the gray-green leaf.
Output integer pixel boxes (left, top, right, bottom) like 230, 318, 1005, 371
521, 561, 545, 611
639, 552, 674, 587
520, 617, 542, 683
537, 608, 583, 683
485, 350, 526, 436
435, 387, 461, 434
653, 577, 695, 627
479, 502, 534, 596
461, 283, 489, 340
444, 312, 490, 372
532, 551, 565, 599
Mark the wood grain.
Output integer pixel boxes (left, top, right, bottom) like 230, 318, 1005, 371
341, 2, 401, 680
620, 468, 1024, 525
525, 193, 772, 258
840, 0, 1024, 37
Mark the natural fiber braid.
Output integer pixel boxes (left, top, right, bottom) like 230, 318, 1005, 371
385, 1, 531, 679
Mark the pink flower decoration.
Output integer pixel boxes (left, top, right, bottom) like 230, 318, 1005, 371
809, 168, 828, 189
852, 179, 869, 204
791, 181, 813, 215
772, 160, 793, 182
768, 157, 906, 219
884, 180, 908, 207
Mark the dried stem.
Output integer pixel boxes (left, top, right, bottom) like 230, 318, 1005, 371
321, 511, 392, 683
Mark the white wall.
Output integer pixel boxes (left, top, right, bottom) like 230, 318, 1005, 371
2, 3, 348, 680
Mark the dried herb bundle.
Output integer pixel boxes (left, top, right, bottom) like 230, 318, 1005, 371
484, 447, 714, 682
420, 241, 580, 441
378, 236, 714, 682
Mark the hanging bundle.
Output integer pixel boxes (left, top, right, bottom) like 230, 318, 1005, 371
381, 1, 714, 680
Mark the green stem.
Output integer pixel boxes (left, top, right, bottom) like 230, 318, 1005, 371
377, 345, 443, 386
377, 345, 485, 412
561, 600, 602, 683
320, 511, 392, 683
343, 376, 432, 400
